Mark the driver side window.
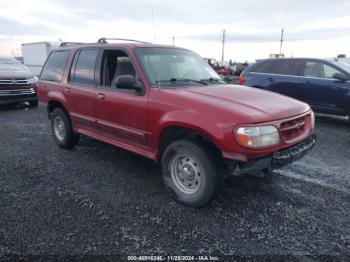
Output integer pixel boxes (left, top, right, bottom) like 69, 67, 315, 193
100, 50, 136, 88
323, 64, 341, 79
304, 61, 341, 79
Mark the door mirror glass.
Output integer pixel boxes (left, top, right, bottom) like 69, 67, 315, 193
115, 75, 135, 89
114, 75, 143, 92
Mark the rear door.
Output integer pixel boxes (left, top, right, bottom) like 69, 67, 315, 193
65, 48, 100, 133
264, 60, 305, 101
301, 60, 348, 112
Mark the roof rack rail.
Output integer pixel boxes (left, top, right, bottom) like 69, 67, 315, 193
97, 37, 151, 44
59, 42, 85, 47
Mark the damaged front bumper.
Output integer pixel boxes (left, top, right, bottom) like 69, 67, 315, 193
232, 134, 317, 177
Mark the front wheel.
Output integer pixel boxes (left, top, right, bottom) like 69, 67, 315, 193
51, 108, 80, 149
161, 139, 222, 207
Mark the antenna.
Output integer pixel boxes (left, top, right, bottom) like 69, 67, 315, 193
279, 28, 284, 56
221, 29, 226, 62
150, 7, 160, 90
150, 7, 156, 42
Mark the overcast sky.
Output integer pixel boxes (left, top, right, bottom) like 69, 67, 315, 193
0, 0, 350, 61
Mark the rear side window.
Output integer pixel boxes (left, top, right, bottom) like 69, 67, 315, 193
273, 60, 303, 76
40, 51, 70, 82
251, 60, 302, 76
251, 61, 274, 73
70, 49, 99, 85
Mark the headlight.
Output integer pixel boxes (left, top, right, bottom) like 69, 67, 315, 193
310, 111, 315, 129
27, 76, 38, 84
235, 125, 280, 148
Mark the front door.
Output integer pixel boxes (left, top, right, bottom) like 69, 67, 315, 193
301, 60, 348, 113
95, 49, 149, 150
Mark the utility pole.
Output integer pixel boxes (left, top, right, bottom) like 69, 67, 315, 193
172, 36, 175, 46
221, 29, 226, 62
279, 28, 284, 56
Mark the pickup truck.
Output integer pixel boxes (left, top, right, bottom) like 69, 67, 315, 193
37, 38, 316, 207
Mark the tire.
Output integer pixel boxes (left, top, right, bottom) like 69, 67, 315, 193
51, 107, 80, 149
161, 139, 222, 207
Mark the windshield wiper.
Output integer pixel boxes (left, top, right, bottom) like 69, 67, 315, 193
199, 78, 222, 83
155, 78, 208, 85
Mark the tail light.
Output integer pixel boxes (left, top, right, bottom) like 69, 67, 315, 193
239, 74, 245, 85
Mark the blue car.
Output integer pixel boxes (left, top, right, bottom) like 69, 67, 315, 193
240, 58, 350, 119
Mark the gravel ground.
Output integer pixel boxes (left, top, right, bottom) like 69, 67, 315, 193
0, 104, 349, 260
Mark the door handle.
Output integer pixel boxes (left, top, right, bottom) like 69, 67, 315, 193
64, 87, 70, 94
266, 77, 274, 82
97, 93, 105, 100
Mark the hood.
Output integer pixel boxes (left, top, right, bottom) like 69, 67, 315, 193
166, 84, 310, 123
0, 64, 34, 79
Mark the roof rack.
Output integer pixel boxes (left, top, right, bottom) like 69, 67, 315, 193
59, 42, 85, 47
97, 37, 151, 44
60, 42, 84, 47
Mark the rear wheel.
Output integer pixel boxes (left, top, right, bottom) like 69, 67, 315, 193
51, 108, 79, 149
161, 139, 222, 207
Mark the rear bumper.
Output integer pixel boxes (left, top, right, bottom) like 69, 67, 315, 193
232, 134, 317, 177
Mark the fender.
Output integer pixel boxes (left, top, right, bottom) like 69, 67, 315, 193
47, 90, 69, 111
152, 110, 227, 152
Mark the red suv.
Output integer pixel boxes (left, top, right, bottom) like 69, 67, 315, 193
37, 38, 316, 207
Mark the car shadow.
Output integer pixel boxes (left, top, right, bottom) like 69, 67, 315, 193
0, 102, 34, 111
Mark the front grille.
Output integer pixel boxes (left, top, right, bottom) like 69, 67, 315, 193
0, 88, 36, 96
0, 79, 29, 85
0, 83, 34, 90
280, 116, 308, 142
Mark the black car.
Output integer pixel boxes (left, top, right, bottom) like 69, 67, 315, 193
0, 57, 38, 106
240, 58, 350, 120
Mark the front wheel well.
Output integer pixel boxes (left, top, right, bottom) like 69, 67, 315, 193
158, 126, 222, 161
47, 100, 67, 119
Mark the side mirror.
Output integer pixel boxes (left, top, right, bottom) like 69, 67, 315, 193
115, 75, 143, 92
332, 73, 348, 82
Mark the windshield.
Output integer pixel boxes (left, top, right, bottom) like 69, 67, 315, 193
0, 58, 29, 72
330, 60, 350, 73
134, 47, 225, 88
